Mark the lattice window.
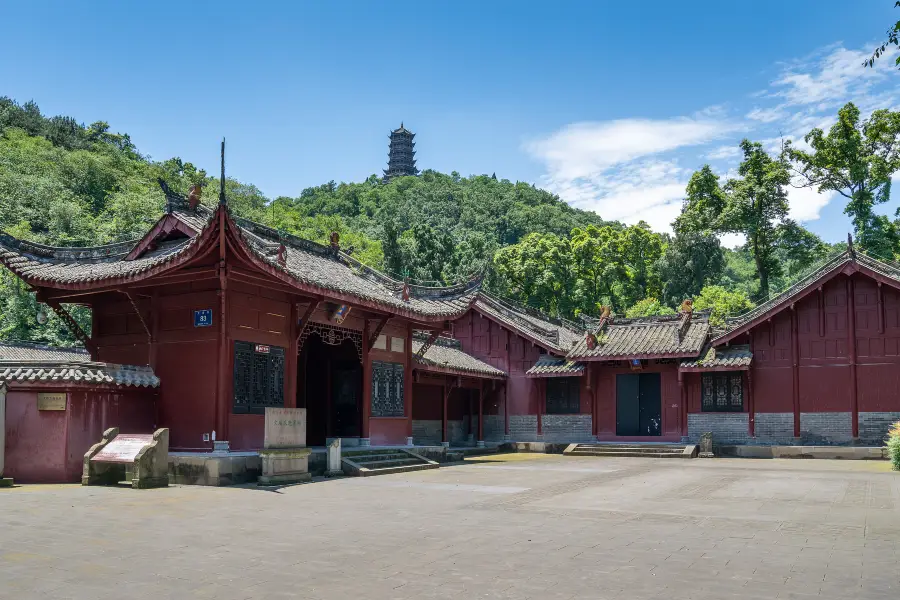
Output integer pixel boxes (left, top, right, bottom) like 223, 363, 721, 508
233, 341, 285, 414
372, 361, 405, 417
546, 377, 580, 414
701, 372, 743, 412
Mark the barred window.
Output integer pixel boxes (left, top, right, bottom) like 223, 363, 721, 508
233, 341, 285, 414
701, 372, 743, 412
372, 361, 405, 417
546, 377, 580, 414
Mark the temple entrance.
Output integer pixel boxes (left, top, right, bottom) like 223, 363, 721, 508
298, 324, 363, 446
615, 373, 661, 436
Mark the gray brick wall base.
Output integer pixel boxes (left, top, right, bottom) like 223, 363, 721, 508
800, 412, 852, 445
858, 412, 900, 446
483, 415, 505, 442
412, 420, 441, 446
509, 415, 538, 442
754, 413, 796, 445
688, 413, 750, 445
541, 414, 593, 442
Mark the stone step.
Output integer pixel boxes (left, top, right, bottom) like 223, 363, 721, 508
564, 443, 697, 459
354, 463, 440, 477
569, 450, 687, 458
573, 446, 685, 452
352, 453, 411, 463
343, 449, 406, 458
353, 458, 424, 469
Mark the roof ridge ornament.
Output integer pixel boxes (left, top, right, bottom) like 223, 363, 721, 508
218, 138, 226, 207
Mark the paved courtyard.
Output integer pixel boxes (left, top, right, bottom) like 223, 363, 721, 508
0, 454, 898, 599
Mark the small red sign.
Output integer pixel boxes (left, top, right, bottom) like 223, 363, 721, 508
255, 344, 270, 354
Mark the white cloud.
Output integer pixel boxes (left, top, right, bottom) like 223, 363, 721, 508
718, 233, 745, 249
525, 116, 741, 233
705, 145, 741, 161
746, 106, 788, 123
787, 183, 835, 222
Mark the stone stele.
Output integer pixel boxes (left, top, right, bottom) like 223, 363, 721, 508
698, 431, 715, 458
82, 427, 170, 488
259, 407, 311, 486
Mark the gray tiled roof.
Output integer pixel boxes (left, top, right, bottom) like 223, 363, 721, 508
568, 312, 710, 360
0, 200, 480, 319
680, 344, 752, 370
473, 293, 582, 354
412, 336, 506, 378
716, 250, 900, 342
525, 356, 585, 377
0, 342, 159, 388
0, 341, 89, 362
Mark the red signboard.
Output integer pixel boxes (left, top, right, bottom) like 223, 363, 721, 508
255, 344, 270, 354
91, 434, 154, 464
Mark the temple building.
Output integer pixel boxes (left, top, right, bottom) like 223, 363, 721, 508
383, 123, 418, 181
2, 153, 900, 483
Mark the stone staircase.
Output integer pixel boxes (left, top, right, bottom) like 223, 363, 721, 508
341, 448, 439, 477
563, 442, 697, 459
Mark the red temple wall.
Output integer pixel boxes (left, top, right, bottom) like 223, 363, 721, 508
593, 363, 680, 440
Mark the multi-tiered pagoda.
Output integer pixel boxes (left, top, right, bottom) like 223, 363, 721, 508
383, 123, 418, 181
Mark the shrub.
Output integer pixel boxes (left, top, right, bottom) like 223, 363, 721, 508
887, 421, 900, 471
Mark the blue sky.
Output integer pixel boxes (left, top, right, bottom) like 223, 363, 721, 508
2, 1, 899, 244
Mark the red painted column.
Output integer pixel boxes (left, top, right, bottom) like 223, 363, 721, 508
149, 290, 160, 370
361, 318, 371, 445
847, 276, 859, 438
285, 301, 298, 409
748, 331, 755, 438
678, 370, 686, 437
477, 381, 484, 446
503, 385, 510, 439
405, 322, 413, 444
536, 380, 544, 438
215, 263, 230, 442
791, 307, 800, 439
441, 382, 449, 446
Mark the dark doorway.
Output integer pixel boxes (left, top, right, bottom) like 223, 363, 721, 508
299, 333, 362, 446
615, 373, 661, 436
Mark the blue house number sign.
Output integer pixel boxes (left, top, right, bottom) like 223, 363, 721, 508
194, 309, 213, 328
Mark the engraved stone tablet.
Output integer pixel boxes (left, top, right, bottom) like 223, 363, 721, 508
91, 434, 154, 464
264, 407, 307, 449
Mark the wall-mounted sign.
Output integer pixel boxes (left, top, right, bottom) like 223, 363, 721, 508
194, 309, 213, 328
630, 359, 643, 371
37, 392, 66, 411
255, 344, 270, 354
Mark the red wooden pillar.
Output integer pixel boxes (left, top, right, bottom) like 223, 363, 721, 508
149, 289, 160, 370
847, 276, 859, 438
441, 382, 449, 446
405, 322, 413, 445
477, 381, 484, 447
748, 330, 755, 437
503, 385, 510, 439
678, 370, 686, 438
285, 301, 299, 409
536, 380, 544, 438
361, 318, 371, 445
215, 263, 230, 442
791, 307, 800, 438
587, 364, 597, 439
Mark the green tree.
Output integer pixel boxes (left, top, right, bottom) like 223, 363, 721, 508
655, 231, 725, 307
624, 298, 675, 318
678, 140, 794, 299
693, 285, 755, 327
787, 102, 900, 259
866, 1, 900, 68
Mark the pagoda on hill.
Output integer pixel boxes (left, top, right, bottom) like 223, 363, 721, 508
383, 123, 419, 181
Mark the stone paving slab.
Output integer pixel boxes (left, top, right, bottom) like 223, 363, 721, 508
0, 454, 898, 599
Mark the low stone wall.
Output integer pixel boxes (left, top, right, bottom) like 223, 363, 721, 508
688, 413, 750, 445
800, 412, 853, 445
754, 413, 796, 445
168, 452, 261, 486
541, 414, 593, 442
412, 420, 442, 446
509, 415, 538, 441
858, 412, 900, 446
483, 415, 505, 441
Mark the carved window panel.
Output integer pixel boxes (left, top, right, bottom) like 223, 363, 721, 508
546, 377, 580, 414
233, 340, 285, 414
701, 372, 743, 412
372, 361, 405, 417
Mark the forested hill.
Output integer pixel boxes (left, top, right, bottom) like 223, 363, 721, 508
0, 97, 609, 343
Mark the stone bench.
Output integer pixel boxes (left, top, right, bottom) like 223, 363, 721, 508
82, 427, 169, 489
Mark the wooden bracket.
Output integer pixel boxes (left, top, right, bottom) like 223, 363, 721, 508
368, 315, 390, 349
415, 329, 440, 359
296, 300, 320, 352
119, 290, 151, 341
46, 300, 97, 357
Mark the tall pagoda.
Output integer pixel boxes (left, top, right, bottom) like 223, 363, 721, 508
383, 123, 418, 181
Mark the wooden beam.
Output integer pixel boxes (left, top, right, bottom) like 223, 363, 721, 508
818, 286, 825, 338
877, 281, 885, 334
790, 305, 800, 439
368, 315, 390, 349
295, 300, 321, 350
45, 300, 97, 358
414, 329, 440, 359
